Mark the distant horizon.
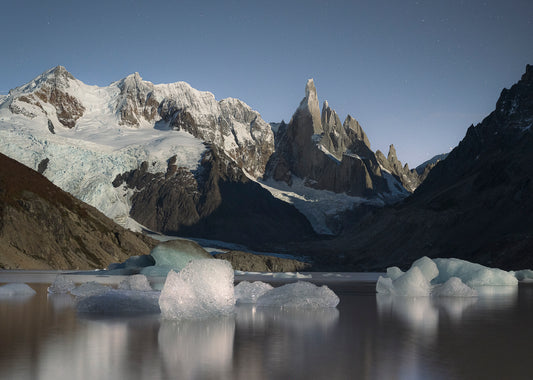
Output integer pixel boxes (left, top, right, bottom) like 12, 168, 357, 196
1, 0, 532, 167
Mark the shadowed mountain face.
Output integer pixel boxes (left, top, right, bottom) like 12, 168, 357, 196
0, 153, 156, 270
297, 65, 533, 271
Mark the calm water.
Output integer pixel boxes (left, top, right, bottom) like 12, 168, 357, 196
0, 274, 532, 380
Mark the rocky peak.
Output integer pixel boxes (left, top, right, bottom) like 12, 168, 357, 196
115, 72, 158, 126
343, 115, 371, 149
295, 79, 322, 135
6, 65, 85, 128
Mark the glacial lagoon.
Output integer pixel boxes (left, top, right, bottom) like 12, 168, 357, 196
1, 271, 532, 380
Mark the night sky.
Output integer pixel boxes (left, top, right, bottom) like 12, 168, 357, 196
2, 0, 532, 166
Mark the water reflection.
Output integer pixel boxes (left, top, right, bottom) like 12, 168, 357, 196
158, 316, 235, 379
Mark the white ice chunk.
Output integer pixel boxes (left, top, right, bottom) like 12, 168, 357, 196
0, 283, 36, 296
386, 266, 404, 280
48, 275, 76, 294
390, 266, 432, 297
118, 274, 152, 291
76, 289, 161, 314
433, 258, 518, 286
234, 281, 273, 304
256, 281, 339, 308
514, 269, 533, 282
431, 277, 478, 297
70, 282, 111, 297
159, 259, 235, 320
411, 256, 439, 282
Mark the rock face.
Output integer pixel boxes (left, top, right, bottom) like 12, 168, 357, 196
375, 144, 429, 193
0, 153, 156, 270
112, 144, 316, 247
214, 250, 311, 272
298, 64, 533, 271
265, 79, 410, 199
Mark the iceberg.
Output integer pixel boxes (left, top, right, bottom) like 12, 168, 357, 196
376, 266, 432, 297
431, 277, 478, 297
107, 255, 156, 274
0, 283, 36, 296
376, 256, 520, 296
256, 281, 339, 308
141, 239, 213, 277
234, 281, 273, 304
433, 258, 518, 286
76, 289, 161, 315
159, 259, 235, 320
118, 274, 152, 291
48, 275, 76, 294
514, 269, 533, 282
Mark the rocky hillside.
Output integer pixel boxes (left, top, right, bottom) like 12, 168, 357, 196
298, 64, 533, 271
0, 153, 156, 270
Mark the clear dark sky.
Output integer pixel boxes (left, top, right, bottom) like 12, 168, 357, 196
1, 0, 532, 166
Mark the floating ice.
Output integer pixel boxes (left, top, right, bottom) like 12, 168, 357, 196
386, 266, 404, 280
234, 281, 273, 304
513, 269, 533, 282
107, 255, 156, 274
411, 256, 439, 282
272, 272, 312, 279
159, 259, 235, 320
377, 266, 432, 297
77, 289, 161, 315
70, 282, 111, 297
377, 256, 520, 296
0, 283, 36, 296
141, 239, 213, 277
48, 275, 76, 294
118, 274, 152, 291
431, 277, 478, 297
433, 258, 518, 286
256, 281, 339, 308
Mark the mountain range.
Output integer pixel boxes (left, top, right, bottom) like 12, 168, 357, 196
0, 66, 429, 245
2, 64, 530, 270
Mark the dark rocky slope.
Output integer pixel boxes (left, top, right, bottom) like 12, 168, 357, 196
113, 145, 316, 249
295, 65, 533, 271
0, 153, 156, 269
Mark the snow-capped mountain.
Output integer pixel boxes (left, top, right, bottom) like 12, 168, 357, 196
0, 66, 430, 241
0, 66, 315, 244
